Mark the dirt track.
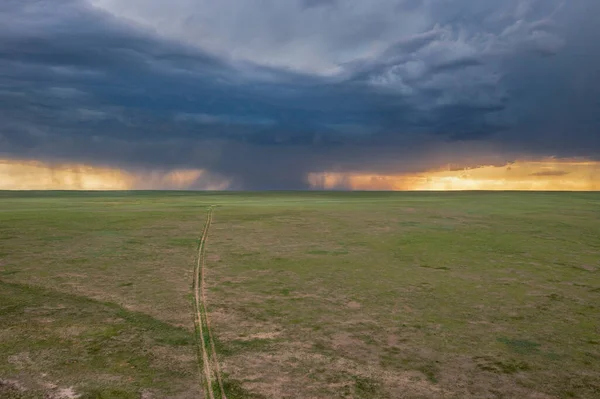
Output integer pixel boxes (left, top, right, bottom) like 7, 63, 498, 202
193, 207, 226, 399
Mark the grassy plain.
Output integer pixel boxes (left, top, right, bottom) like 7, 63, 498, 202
0, 191, 599, 398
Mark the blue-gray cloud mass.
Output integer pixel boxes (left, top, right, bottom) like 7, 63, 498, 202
1, 0, 599, 188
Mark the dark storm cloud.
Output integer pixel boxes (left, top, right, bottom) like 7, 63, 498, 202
1, 0, 599, 188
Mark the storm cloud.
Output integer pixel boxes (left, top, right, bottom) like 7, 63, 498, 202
1, 0, 599, 188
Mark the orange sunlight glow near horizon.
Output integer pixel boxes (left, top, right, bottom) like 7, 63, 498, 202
0, 159, 230, 190
308, 159, 600, 191
1, 158, 600, 191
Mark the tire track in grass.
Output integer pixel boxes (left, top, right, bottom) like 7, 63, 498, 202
193, 208, 213, 399
193, 206, 227, 399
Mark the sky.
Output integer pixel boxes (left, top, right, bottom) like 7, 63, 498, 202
1, 0, 599, 190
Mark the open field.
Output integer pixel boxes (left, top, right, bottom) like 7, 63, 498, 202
1, 191, 599, 398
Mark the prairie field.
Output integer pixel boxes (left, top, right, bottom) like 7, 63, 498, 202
0, 191, 599, 399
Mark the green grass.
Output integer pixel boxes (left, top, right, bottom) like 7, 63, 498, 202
0, 280, 195, 397
1, 191, 599, 398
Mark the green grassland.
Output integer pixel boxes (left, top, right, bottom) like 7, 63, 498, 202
0, 191, 599, 398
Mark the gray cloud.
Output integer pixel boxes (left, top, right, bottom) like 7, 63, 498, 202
301, 0, 337, 9
530, 170, 569, 177
0, 0, 599, 188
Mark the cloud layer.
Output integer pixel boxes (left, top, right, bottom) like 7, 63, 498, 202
1, 0, 599, 188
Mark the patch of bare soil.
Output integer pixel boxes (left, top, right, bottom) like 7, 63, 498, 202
151, 345, 196, 375
207, 254, 221, 262
141, 389, 155, 399
238, 331, 281, 341
52, 387, 80, 399
59, 325, 87, 338
216, 305, 564, 399
0, 378, 81, 399
437, 355, 557, 399
7, 352, 33, 369
384, 370, 447, 398
580, 264, 597, 272
220, 335, 445, 399
0, 379, 26, 395
211, 309, 282, 342
330, 332, 363, 350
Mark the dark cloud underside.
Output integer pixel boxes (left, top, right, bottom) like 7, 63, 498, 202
1, 0, 599, 188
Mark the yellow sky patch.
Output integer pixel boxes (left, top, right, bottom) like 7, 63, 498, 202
308, 159, 600, 191
2, 158, 599, 191
0, 159, 225, 190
